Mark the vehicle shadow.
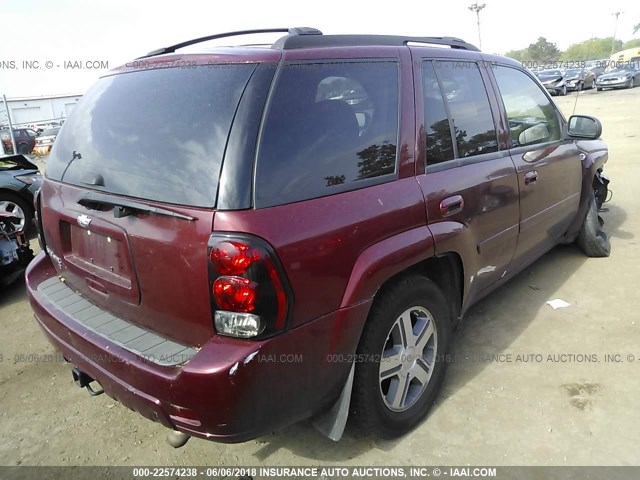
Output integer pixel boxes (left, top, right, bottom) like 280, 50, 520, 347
250, 203, 628, 462
0, 274, 28, 308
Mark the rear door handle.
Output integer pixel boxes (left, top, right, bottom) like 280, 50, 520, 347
440, 195, 464, 217
524, 170, 538, 185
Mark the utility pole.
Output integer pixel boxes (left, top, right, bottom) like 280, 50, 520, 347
611, 11, 623, 55
468, 2, 487, 50
2, 95, 17, 156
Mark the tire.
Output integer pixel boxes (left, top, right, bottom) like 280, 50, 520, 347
629, 78, 635, 89
351, 275, 451, 439
577, 191, 610, 258
559, 85, 567, 96
596, 87, 602, 92
17, 143, 30, 155
0, 192, 33, 233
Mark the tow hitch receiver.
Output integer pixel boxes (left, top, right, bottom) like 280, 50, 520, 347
71, 367, 105, 396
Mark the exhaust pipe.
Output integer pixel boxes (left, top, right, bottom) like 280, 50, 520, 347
166, 430, 191, 448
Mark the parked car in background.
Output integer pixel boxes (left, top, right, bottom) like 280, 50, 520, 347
564, 68, 596, 91
535, 69, 567, 95
0, 154, 42, 232
1, 128, 38, 155
34, 127, 62, 156
587, 65, 606, 79
596, 64, 640, 91
27, 28, 611, 446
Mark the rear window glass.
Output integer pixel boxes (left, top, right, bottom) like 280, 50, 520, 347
255, 61, 399, 208
46, 64, 256, 207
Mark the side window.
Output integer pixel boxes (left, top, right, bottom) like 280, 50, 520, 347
256, 61, 399, 207
422, 62, 455, 165
493, 65, 561, 147
434, 61, 498, 158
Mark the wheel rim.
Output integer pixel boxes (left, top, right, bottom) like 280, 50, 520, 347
379, 306, 438, 412
0, 200, 26, 231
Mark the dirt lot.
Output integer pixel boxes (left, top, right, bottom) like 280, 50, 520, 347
1, 86, 639, 468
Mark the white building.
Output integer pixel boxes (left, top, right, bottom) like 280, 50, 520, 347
1, 93, 82, 128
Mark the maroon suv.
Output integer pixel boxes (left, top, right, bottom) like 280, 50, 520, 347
26, 28, 611, 444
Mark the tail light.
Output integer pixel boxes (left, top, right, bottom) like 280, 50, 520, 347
34, 189, 47, 252
208, 233, 291, 339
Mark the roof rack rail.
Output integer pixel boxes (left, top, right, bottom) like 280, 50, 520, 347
274, 34, 479, 51
140, 27, 322, 58
407, 36, 479, 50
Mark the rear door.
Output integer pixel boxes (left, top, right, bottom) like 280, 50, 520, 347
41, 60, 263, 346
412, 54, 520, 302
489, 65, 582, 269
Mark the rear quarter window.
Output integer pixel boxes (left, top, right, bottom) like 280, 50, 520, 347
255, 61, 399, 208
46, 64, 257, 207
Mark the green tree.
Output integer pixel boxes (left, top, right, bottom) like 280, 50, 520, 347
504, 49, 526, 61
504, 37, 561, 62
622, 38, 640, 49
356, 141, 396, 179
561, 37, 623, 60
527, 37, 561, 61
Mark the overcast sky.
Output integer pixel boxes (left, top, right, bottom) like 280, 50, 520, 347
1, 0, 639, 97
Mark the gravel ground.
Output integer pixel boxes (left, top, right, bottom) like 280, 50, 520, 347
0, 86, 639, 468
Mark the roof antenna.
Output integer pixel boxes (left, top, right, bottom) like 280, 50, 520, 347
571, 43, 595, 116
571, 80, 580, 116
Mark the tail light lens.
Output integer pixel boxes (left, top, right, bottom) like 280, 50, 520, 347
34, 189, 47, 252
210, 240, 257, 275
208, 233, 291, 339
213, 276, 257, 312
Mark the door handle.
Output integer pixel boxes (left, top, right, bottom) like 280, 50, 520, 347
524, 170, 538, 185
440, 195, 464, 217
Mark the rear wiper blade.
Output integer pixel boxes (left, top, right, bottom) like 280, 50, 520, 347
77, 192, 195, 221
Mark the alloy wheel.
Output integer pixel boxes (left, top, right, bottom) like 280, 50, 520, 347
379, 306, 438, 412
0, 200, 26, 231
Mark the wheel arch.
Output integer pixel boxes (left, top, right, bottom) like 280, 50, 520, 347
375, 253, 464, 330
562, 144, 608, 242
339, 224, 465, 331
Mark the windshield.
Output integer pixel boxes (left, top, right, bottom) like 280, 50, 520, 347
564, 69, 582, 76
540, 70, 562, 77
46, 64, 256, 207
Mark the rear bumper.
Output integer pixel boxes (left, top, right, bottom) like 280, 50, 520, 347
26, 252, 371, 442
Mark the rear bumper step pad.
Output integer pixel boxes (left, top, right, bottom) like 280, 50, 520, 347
37, 276, 197, 366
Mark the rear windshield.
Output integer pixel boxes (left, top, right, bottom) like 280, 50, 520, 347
46, 64, 256, 207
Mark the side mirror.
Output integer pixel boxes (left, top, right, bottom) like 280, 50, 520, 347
568, 115, 602, 139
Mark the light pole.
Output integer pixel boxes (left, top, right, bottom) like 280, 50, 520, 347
468, 2, 486, 50
611, 11, 623, 55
